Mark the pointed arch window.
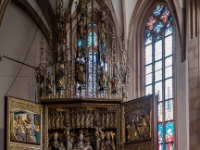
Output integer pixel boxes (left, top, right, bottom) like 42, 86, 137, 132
144, 4, 174, 150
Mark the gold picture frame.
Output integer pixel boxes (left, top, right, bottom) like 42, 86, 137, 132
6, 96, 43, 150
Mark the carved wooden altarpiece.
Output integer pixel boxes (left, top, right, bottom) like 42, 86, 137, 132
6, 95, 157, 150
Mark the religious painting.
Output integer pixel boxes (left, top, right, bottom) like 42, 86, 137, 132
6, 96, 43, 150
125, 109, 151, 143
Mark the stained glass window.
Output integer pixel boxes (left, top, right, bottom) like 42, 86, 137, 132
87, 24, 98, 97
145, 4, 174, 150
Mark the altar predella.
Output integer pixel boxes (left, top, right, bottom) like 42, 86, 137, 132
6, 0, 157, 150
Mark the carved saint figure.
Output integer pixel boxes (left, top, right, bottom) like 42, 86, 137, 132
76, 62, 86, 86
95, 111, 101, 126
57, 64, 66, 89
102, 132, 115, 150
122, 86, 128, 100
35, 66, 44, 84
81, 112, 85, 127
95, 127, 101, 149
46, 72, 53, 94
111, 73, 118, 94
137, 113, 150, 138
10, 115, 26, 141
99, 23, 106, 42
99, 67, 108, 90
72, 132, 86, 150
25, 114, 37, 143
86, 112, 90, 128
78, 0, 90, 15
49, 132, 66, 150
126, 119, 139, 141
85, 141, 93, 150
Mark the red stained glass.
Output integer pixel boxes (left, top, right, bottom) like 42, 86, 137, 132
147, 16, 156, 30
158, 144, 163, 150
160, 8, 170, 23
166, 143, 174, 150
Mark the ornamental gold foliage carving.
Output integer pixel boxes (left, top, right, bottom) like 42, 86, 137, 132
124, 99, 151, 114
10, 97, 41, 114
10, 146, 42, 150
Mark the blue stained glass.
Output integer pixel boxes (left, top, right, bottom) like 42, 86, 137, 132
165, 27, 173, 36
166, 143, 174, 150
165, 122, 174, 142
158, 124, 163, 143
88, 32, 98, 47
88, 32, 92, 46
78, 39, 82, 47
102, 49, 106, 54
153, 4, 163, 16
154, 22, 164, 33
145, 29, 151, 38
145, 36, 152, 45
165, 100, 173, 121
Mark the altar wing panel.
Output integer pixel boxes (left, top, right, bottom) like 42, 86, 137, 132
6, 96, 43, 150
121, 95, 157, 150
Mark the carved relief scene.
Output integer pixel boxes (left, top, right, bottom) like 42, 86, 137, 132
10, 112, 41, 144
125, 110, 150, 142
47, 105, 118, 150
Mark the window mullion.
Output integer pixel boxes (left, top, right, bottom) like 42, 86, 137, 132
162, 32, 166, 150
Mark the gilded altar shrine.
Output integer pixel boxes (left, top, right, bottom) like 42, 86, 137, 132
6, 0, 158, 149
6, 95, 157, 150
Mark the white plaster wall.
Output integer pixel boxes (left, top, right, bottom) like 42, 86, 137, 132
27, 0, 49, 29
111, 0, 123, 32
179, 0, 184, 8
125, 0, 137, 36
0, 3, 48, 149
175, 26, 189, 150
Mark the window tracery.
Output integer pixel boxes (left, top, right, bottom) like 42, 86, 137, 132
144, 4, 174, 150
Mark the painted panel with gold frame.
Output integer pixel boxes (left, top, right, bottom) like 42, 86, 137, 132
6, 96, 43, 150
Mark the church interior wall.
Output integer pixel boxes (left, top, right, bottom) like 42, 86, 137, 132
0, 3, 48, 149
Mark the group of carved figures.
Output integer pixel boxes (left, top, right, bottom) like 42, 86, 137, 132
35, 63, 67, 96
48, 129, 116, 150
126, 113, 150, 142
48, 109, 117, 130
10, 113, 40, 143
